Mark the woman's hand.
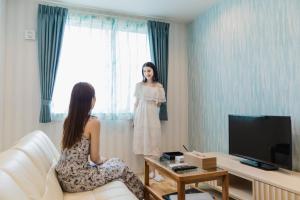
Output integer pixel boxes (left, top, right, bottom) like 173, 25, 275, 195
90, 156, 108, 165
155, 99, 161, 107
100, 156, 108, 163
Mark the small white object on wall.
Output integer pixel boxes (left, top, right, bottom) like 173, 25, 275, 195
24, 30, 35, 40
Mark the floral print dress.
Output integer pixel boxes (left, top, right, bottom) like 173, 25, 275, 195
55, 136, 144, 200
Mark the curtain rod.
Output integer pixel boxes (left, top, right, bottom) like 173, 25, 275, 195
39, 0, 173, 23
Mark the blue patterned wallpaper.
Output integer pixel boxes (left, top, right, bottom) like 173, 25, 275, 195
188, 0, 300, 171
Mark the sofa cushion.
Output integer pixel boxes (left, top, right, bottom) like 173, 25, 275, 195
0, 149, 45, 199
63, 181, 138, 200
13, 130, 59, 176
41, 162, 64, 200
0, 170, 30, 200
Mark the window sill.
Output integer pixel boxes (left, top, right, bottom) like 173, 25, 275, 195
51, 112, 134, 121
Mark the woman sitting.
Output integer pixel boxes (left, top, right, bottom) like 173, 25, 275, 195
55, 82, 144, 200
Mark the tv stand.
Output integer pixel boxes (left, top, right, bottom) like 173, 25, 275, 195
240, 159, 278, 171
203, 152, 300, 200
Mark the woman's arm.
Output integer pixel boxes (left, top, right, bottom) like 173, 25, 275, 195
156, 83, 165, 107
89, 119, 103, 164
134, 98, 139, 114
133, 83, 140, 114
132, 99, 139, 127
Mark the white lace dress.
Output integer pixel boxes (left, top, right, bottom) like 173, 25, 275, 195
133, 82, 166, 156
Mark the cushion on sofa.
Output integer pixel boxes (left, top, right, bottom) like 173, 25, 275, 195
0, 131, 60, 200
0, 149, 46, 199
41, 161, 64, 200
63, 181, 138, 200
0, 170, 30, 200
13, 130, 59, 176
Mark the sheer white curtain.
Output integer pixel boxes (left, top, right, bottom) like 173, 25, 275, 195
52, 12, 150, 120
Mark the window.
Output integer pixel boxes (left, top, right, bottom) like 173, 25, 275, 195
52, 13, 150, 120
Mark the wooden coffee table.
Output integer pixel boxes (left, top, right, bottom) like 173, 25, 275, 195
144, 156, 229, 200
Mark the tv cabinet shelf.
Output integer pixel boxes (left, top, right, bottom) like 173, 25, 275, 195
207, 173, 252, 200
204, 153, 300, 200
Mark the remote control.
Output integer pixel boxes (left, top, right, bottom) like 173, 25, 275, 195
172, 165, 198, 172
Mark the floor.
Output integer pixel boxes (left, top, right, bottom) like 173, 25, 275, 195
138, 174, 234, 200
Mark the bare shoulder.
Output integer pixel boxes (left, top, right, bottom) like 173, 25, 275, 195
136, 81, 143, 86
86, 117, 101, 130
155, 82, 163, 88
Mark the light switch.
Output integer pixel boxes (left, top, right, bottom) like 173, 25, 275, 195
24, 30, 35, 40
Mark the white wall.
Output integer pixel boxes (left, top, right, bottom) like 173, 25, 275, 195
0, 0, 6, 151
1, 0, 188, 173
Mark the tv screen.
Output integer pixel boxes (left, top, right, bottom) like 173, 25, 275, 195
229, 115, 292, 170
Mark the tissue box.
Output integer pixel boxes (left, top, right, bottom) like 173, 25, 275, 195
183, 151, 216, 170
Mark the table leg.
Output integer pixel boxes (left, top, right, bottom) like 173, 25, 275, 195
177, 181, 185, 200
222, 173, 229, 200
144, 160, 150, 200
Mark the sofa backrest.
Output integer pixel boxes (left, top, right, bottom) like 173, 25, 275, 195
0, 130, 63, 200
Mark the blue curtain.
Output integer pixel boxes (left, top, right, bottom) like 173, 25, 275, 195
147, 20, 170, 120
37, 4, 68, 123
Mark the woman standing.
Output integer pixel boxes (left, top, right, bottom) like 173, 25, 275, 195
133, 62, 166, 180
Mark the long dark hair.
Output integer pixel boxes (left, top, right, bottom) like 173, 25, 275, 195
62, 82, 95, 149
142, 62, 159, 82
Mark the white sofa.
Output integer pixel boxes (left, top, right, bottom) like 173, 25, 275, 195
0, 130, 138, 200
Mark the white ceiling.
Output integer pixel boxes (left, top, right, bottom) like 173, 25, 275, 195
48, 0, 219, 23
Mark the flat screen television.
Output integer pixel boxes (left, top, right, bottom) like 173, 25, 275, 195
229, 115, 292, 170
